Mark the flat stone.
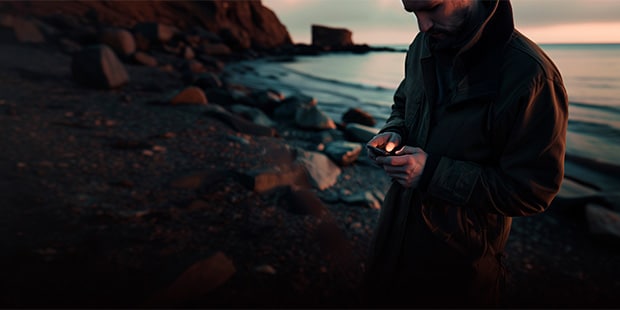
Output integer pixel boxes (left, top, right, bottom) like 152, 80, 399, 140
341, 191, 381, 209
168, 86, 208, 105
295, 149, 341, 191
295, 105, 336, 130
586, 204, 620, 240
12, 17, 45, 43
100, 27, 135, 57
240, 165, 310, 193
323, 141, 362, 166
229, 104, 276, 128
132, 51, 158, 67
344, 123, 379, 143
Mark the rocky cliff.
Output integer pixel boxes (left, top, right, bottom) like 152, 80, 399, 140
0, 0, 292, 50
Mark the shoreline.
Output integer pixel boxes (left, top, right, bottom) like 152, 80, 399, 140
226, 57, 620, 193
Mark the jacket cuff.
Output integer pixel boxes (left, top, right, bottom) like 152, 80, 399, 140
418, 153, 440, 192
378, 127, 406, 144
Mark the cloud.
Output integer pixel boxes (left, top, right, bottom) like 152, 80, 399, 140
263, 0, 620, 44
511, 0, 620, 27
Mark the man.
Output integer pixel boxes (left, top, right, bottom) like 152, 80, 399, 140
363, 0, 568, 307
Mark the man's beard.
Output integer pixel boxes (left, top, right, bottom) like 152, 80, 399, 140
428, 27, 468, 52
428, 29, 461, 51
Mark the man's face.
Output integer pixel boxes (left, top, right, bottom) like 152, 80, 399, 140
402, 0, 475, 47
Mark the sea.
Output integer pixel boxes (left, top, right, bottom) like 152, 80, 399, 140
228, 43, 620, 191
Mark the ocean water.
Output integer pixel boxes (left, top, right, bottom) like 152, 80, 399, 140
269, 43, 620, 189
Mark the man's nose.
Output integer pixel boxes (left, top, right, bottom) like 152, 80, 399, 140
416, 15, 433, 33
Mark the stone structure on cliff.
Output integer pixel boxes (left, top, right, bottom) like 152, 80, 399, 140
311, 24, 353, 49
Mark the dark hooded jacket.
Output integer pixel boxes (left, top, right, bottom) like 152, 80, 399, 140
364, 0, 568, 306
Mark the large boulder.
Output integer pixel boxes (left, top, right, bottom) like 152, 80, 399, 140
132, 22, 178, 44
323, 141, 362, 166
312, 24, 353, 48
295, 105, 336, 130
10, 17, 45, 43
71, 44, 129, 89
295, 149, 341, 191
100, 27, 135, 57
342, 107, 376, 127
344, 123, 379, 143
167, 86, 208, 105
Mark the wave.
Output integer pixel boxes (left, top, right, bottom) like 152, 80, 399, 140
281, 65, 394, 92
565, 153, 620, 178
567, 119, 620, 140
570, 101, 620, 114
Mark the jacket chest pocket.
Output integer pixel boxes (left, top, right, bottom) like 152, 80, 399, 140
427, 98, 496, 162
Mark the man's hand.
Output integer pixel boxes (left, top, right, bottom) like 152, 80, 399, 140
366, 132, 401, 161
376, 146, 428, 188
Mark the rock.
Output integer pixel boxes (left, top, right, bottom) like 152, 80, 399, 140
181, 46, 195, 60
586, 204, 620, 241
229, 104, 276, 128
59, 38, 82, 54
295, 105, 336, 130
200, 42, 232, 57
341, 191, 381, 209
100, 27, 136, 57
273, 94, 317, 120
342, 107, 376, 127
323, 141, 362, 166
240, 165, 310, 194
252, 90, 283, 115
0, 14, 14, 28
71, 44, 129, 89
132, 51, 158, 67
132, 22, 178, 44
192, 72, 223, 90
204, 89, 234, 106
182, 59, 207, 74
312, 24, 353, 49
344, 123, 379, 143
295, 149, 341, 191
144, 252, 235, 306
11, 17, 45, 43
219, 27, 251, 50
255, 265, 277, 275
280, 129, 335, 145
205, 105, 278, 137
285, 187, 329, 217
167, 86, 208, 105
198, 54, 226, 72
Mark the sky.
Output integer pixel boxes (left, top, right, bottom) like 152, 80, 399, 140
262, 0, 620, 45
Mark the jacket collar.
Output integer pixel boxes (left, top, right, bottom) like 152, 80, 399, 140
420, 0, 515, 104
420, 0, 514, 63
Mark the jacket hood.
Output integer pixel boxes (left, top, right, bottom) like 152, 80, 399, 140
458, 0, 515, 67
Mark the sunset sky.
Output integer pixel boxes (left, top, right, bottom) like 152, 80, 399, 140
263, 0, 620, 45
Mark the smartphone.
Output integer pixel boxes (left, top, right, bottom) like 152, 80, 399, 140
367, 145, 394, 157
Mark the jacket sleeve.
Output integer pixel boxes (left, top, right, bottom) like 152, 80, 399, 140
422, 73, 569, 217
378, 47, 412, 141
